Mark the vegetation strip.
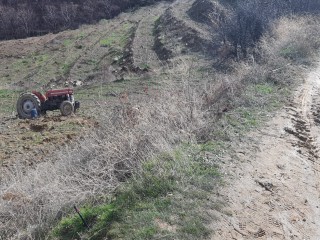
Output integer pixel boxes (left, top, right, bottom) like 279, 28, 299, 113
52, 143, 222, 240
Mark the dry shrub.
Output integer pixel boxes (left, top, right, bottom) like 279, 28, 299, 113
226, 16, 320, 106
257, 16, 320, 85
269, 16, 320, 60
0, 78, 209, 239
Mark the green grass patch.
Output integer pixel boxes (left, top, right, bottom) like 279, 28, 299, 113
99, 23, 134, 49
0, 89, 20, 115
221, 106, 261, 139
213, 81, 288, 140
75, 75, 162, 112
0, 89, 15, 98
62, 62, 73, 75
76, 32, 86, 40
139, 63, 150, 71
86, 59, 98, 66
100, 38, 113, 47
52, 204, 115, 240
181, 218, 211, 237
13, 53, 50, 71
53, 121, 82, 132
254, 83, 274, 95
13, 58, 31, 70
33, 54, 49, 66
100, 33, 127, 48
63, 39, 73, 47
51, 143, 223, 240
280, 44, 307, 60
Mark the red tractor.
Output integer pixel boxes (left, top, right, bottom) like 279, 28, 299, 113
16, 88, 80, 119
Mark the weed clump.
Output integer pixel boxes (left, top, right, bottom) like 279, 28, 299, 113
53, 204, 115, 240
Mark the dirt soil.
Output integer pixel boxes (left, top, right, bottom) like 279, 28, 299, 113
0, 115, 97, 169
212, 63, 320, 239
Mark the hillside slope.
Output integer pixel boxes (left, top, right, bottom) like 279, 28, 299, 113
1, 0, 320, 239
0, 0, 216, 168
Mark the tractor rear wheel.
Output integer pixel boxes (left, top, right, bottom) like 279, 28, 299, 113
16, 93, 41, 119
60, 101, 74, 116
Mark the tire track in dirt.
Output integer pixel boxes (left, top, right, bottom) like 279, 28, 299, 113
212, 63, 320, 239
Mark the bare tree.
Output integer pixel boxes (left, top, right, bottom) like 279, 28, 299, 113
0, 0, 171, 40
60, 3, 77, 29
43, 5, 60, 31
216, 0, 320, 60
16, 7, 35, 36
0, 5, 16, 39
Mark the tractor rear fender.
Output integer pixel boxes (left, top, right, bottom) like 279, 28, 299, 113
32, 91, 46, 103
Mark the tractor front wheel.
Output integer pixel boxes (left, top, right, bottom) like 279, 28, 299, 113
16, 93, 41, 119
60, 101, 74, 116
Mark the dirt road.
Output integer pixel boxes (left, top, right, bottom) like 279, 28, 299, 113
213, 63, 320, 239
